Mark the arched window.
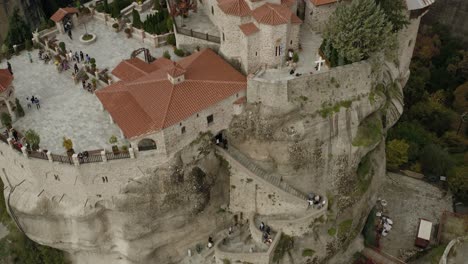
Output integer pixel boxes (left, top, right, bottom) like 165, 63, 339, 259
138, 138, 157, 151
211, 6, 214, 15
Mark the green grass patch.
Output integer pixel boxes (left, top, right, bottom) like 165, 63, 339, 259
299, 95, 308, 101
319, 100, 353, 118
302, 248, 315, 257
352, 114, 383, 147
328, 227, 337, 236
338, 219, 353, 235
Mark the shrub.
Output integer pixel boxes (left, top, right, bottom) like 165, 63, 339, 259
62, 137, 73, 151
121, 145, 128, 152
143, 9, 170, 34
15, 98, 25, 117
166, 34, 176, 46
292, 52, 299, 63
166, 17, 173, 31
386, 139, 409, 170
328, 228, 336, 236
112, 23, 119, 29
163, 50, 171, 59
302, 248, 315, 257
0, 112, 12, 128
25, 129, 40, 150
174, 48, 185, 57
420, 144, 453, 178
273, 234, 294, 262
132, 9, 142, 29
109, 135, 118, 145
58, 41, 66, 53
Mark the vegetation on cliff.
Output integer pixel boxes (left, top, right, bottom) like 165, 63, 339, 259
387, 24, 468, 203
0, 180, 68, 263
321, 0, 400, 66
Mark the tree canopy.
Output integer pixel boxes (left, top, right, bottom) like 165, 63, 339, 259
375, 0, 409, 32
4, 9, 32, 48
323, 0, 395, 63
386, 139, 409, 171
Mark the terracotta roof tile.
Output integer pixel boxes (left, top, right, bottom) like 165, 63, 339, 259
167, 62, 186, 77
0, 69, 13, 92
111, 58, 168, 82
50, 7, 79, 22
252, 3, 301, 25
239, 22, 260, 36
217, 0, 251, 17
281, 0, 296, 7
96, 49, 247, 139
310, 0, 338, 6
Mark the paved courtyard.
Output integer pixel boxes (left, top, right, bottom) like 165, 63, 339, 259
3, 54, 123, 154
55, 18, 178, 71
258, 24, 328, 81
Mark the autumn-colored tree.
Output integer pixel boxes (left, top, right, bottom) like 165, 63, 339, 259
414, 33, 441, 61
169, 0, 197, 18
453, 82, 468, 113
386, 139, 409, 171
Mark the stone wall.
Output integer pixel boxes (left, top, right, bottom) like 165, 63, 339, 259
304, 1, 336, 32
162, 91, 246, 155
175, 33, 220, 53
397, 16, 422, 80
225, 151, 307, 216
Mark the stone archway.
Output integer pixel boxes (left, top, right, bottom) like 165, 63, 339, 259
137, 138, 157, 151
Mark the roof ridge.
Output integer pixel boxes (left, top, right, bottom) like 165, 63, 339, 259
125, 59, 151, 75
160, 83, 176, 128
269, 3, 290, 23
185, 79, 246, 84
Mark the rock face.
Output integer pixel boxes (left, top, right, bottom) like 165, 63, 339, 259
0, 15, 420, 264
0, 0, 42, 44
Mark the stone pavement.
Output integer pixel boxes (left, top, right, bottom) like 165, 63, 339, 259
3, 53, 123, 154
55, 18, 177, 71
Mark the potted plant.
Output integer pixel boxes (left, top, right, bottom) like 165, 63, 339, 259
25, 129, 40, 151
91, 78, 97, 89
63, 137, 74, 156
112, 23, 119, 32
121, 145, 129, 153
109, 135, 119, 154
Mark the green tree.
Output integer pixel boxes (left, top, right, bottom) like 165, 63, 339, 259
103, 0, 110, 13
163, 50, 171, 59
154, 0, 161, 11
408, 101, 456, 136
420, 144, 453, 177
386, 139, 409, 170
112, 0, 121, 18
324, 0, 395, 63
375, 0, 409, 32
15, 98, 25, 117
0, 112, 12, 128
4, 9, 32, 48
25, 129, 40, 150
448, 166, 468, 203
132, 9, 142, 29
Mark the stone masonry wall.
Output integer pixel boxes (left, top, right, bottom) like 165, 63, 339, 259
162, 91, 246, 155
175, 33, 220, 53
397, 16, 422, 81
304, 1, 337, 32
226, 152, 308, 216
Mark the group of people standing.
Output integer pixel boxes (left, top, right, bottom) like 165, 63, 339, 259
26, 96, 40, 110
260, 222, 273, 245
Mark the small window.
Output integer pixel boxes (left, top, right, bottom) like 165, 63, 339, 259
181, 126, 186, 134
211, 6, 214, 15
207, 114, 214, 125
408, 39, 412, 47
255, 51, 258, 56
290, 40, 292, 45
223, 32, 225, 42
179, 122, 182, 126
196, 113, 199, 117
236, 93, 239, 98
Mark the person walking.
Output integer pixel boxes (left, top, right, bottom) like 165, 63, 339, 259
74, 63, 79, 73
75, 51, 79, 63
67, 29, 73, 40
35, 98, 40, 109
85, 54, 90, 64
80, 51, 84, 61
7, 61, 12, 75
69, 50, 74, 61
30, 96, 35, 105
26, 97, 31, 109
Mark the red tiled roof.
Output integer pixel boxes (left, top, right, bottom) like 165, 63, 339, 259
0, 69, 13, 92
239, 22, 259, 36
167, 62, 186, 77
111, 58, 172, 82
96, 49, 247, 139
310, 0, 338, 6
50, 7, 79, 22
252, 3, 302, 25
217, 0, 251, 17
281, 0, 296, 7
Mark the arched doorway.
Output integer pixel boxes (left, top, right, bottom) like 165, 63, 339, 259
138, 138, 157, 151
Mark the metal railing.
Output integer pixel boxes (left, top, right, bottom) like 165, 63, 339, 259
29, 150, 48, 160
78, 153, 103, 164
172, 13, 220, 44
51, 153, 73, 164
105, 151, 130, 160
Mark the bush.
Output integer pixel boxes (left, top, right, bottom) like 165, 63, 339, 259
166, 33, 176, 46
15, 98, 25, 117
166, 17, 173, 31
327, 228, 336, 236
163, 50, 171, 59
420, 144, 453, 178
112, 23, 119, 29
132, 9, 142, 29
109, 135, 118, 145
143, 9, 170, 34
292, 52, 299, 63
0, 112, 12, 128
174, 48, 185, 57
58, 42, 66, 53
302, 248, 315, 257
25, 129, 40, 150
386, 139, 409, 170
25, 39, 32, 51
62, 137, 73, 151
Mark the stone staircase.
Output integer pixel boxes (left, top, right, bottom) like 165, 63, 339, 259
221, 146, 307, 201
